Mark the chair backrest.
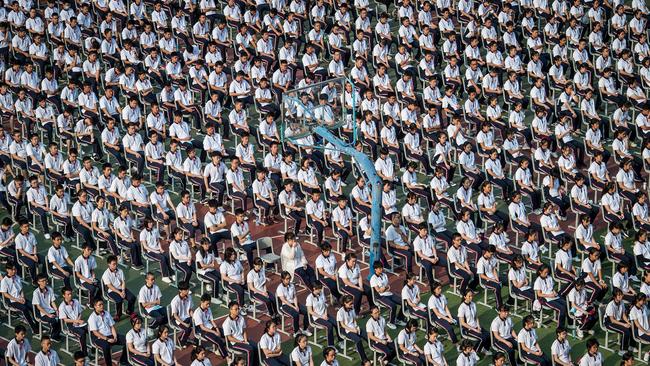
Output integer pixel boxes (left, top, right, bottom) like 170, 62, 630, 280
257, 237, 273, 252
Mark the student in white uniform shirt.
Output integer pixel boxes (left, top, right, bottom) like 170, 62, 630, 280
102, 255, 136, 319
634, 230, 650, 271
140, 218, 172, 283
336, 295, 370, 364
291, 333, 315, 366
34, 336, 59, 366
31, 274, 62, 341
604, 288, 634, 354
222, 301, 256, 366
6, 325, 32, 366
195, 238, 223, 300
490, 305, 518, 366
126, 315, 154, 366
551, 327, 573, 366
455, 339, 478, 366
581, 247, 608, 303
15, 218, 46, 284
424, 327, 447, 366
193, 294, 229, 358
46, 231, 74, 288
247, 257, 279, 319
113, 204, 144, 268
397, 319, 426, 364
175, 190, 203, 247
152, 326, 177, 366
578, 338, 603, 366
517, 315, 551, 366
448, 233, 479, 294
457, 290, 491, 354
259, 320, 290, 365
190, 346, 213, 366
320, 346, 341, 366
58, 286, 89, 355
87, 299, 129, 365
138, 272, 168, 329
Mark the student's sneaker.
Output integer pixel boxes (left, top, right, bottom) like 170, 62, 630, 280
386, 323, 396, 330
212, 297, 223, 305
618, 350, 627, 356
644, 351, 649, 362
630, 275, 640, 282
302, 329, 313, 336
44, 233, 51, 239
161, 277, 172, 284
576, 329, 584, 339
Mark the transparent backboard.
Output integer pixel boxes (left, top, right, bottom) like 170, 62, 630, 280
280, 77, 357, 149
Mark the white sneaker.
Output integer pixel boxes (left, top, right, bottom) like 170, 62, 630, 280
630, 275, 640, 282
161, 277, 172, 284
618, 350, 627, 356
644, 352, 649, 362
206, 284, 213, 292
171, 275, 177, 281
302, 330, 313, 336
44, 233, 51, 239
386, 323, 397, 330
239, 309, 248, 316
212, 297, 223, 305
576, 329, 584, 339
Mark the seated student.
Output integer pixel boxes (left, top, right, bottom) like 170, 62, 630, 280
137, 272, 168, 329
606, 222, 639, 278
490, 305, 518, 366
140, 217, 172, 283
31, 273, 62, 342
613, 262, 637, 303
605, 288, 634, 356
193, 294, 228, 359
58, 286, 89, 355
567, 279, 597, 339
315, 242, 341, 300
369, 261, 403, 328
386, 212, 414, 272
331, 195, 354, 251
581, 247, 608, 303
554, 237, 578, 296
170, 283, 194, 347
634, 230, 650, 271
366, 304, 397, 364
0, 217, 16, 262
338, 252, 374, 314
6, 325, 32, 366
259, 320, 290, 366
477, 245, 504, 308
551, 328, 574, 366
534, 264, 567, 327
247, 257, 279, 320
579, 339, 604, 366
223, 299, 259, 366
458, 289, 491, 354
221, 247, 248, 314
126, 315, 155, 366
277, 270, 311, 336
88, 299, 129, 365
401, 272, 428, 322
281, 232, 316, 288
204, 199, 229, 249
517, 315, 551, 366
305, 282, 340, 346
278, 179, 305, 234
47, 231, 74, 288
424, 327, 447, 366
456, 339, 479, 366
629, 293, 650, 359
413, 223, 447, 288
230, 208, 257, 266
195, 238, 222, 300
175, 190, 202, 247
396, 320, 426, 364
448, 233, 478, 294
428, 281, 459, 344
74, 244, 102, 306
113, 204, 144, 268
26, 175, 50, 238
101, 255, 136, 321
305, 189, 329, 246
489, 222, 514, 263
15, 218, 45, 284
169, 227, 195, 285
336, 295, 370, 364
508, 254, 535, 301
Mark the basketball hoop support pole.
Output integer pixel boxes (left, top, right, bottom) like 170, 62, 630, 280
312, 126, 382, 278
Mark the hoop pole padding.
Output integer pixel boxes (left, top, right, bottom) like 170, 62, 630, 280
312, 126, 382, 278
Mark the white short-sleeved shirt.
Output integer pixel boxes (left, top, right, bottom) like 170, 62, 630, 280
458, 301, 478, 328
88, 310, 115, 337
